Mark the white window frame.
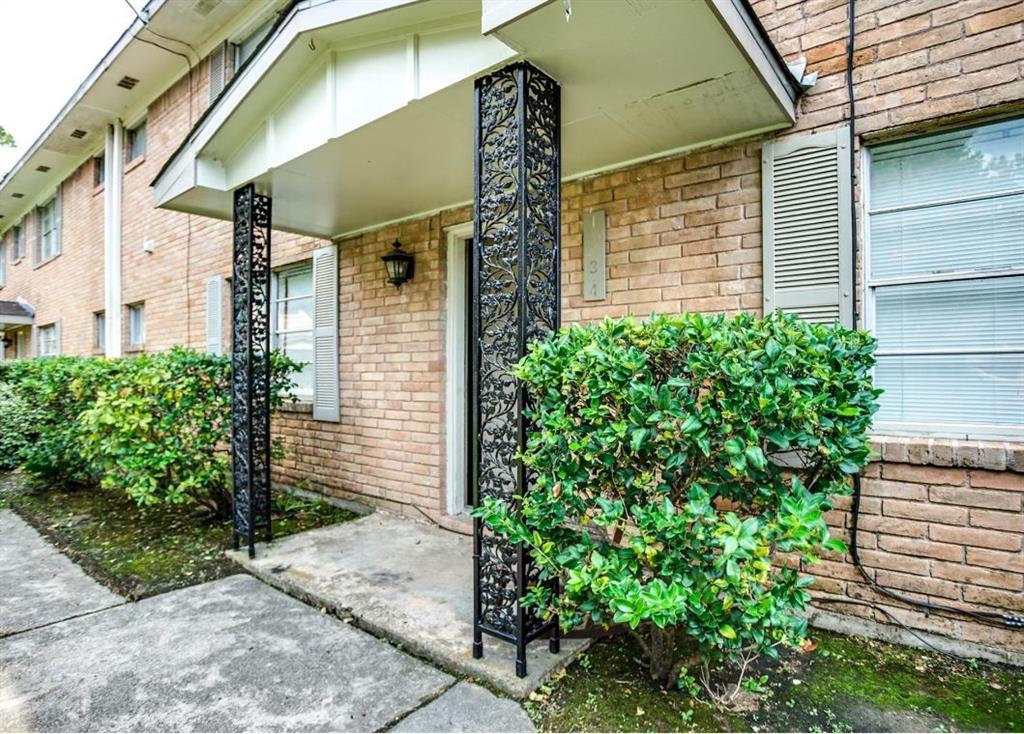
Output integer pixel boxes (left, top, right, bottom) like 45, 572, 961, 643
126, 120, 147, 162
234, 17, 275, 71
37, 323, 58, 357
127, 303, 145, 347
862, 136, 1024, 442
95, 311, 106, 352
12, 221, 25, 261
39, 196, 60, 262
271, 262, 314, 399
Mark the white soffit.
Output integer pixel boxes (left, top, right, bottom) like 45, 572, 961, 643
156, 0, 797, 240
490, 0, 795, 179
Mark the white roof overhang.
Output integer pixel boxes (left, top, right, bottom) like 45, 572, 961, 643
154, 0, 800, 240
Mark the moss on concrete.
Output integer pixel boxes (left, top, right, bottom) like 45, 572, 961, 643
534, 629, 1024, 732
1, 472, 355, 599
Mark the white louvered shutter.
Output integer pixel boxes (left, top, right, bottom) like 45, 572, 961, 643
762, 126, 852, 327
312, 244, 339, 422
208, 41, 234, 103
205, 275, 225, 355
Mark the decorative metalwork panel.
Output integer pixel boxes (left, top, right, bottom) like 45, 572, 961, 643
472, 62, 561, 678
232, 184, 273, 558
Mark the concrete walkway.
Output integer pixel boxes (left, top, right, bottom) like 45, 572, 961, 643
229, 513, 587, 698
0, 511, 535, 732
0, 510, 123, 636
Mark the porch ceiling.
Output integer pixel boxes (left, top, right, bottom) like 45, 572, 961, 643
154, 0, 798, 240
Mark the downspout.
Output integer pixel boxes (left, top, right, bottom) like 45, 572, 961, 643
104, 122, 124, 357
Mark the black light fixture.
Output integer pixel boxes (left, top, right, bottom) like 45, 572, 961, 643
381, 239, 414, 287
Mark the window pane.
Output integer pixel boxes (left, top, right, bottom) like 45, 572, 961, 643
280, 332, 313, 395
875, 354, 1024, 429
870, 118, 1024, 211
129, 122, 147, 159
95, 313, 106, 350
874, 276, 1024, 352
129, 305, 144, 344
281, 269, 312, 298
278, 296, 312, 333
870, 194, 1024, 279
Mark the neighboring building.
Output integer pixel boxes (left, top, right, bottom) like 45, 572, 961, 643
0, 0, 1021, 662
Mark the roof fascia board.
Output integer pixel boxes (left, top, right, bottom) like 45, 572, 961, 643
0, 314, 34, 327
153, 0, 417, 204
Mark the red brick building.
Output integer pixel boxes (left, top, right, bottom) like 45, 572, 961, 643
0, 0, 1021, 662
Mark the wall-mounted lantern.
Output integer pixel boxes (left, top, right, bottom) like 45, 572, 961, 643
382, 239, 414, 287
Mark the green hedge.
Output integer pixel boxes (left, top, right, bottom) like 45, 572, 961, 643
0, 348, 299, 516
475, 312, 879, 702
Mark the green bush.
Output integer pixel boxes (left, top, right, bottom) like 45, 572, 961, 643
0, 356, 124, 484
474, 312, 879, 704
0, 382, 45, 470
0, 349, 300, 517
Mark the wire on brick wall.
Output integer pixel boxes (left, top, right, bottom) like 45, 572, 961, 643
843, 0, 1022, 634
122, 0, 199, 346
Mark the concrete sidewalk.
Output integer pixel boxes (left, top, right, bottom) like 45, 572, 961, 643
229, 513, 587, 698
0, 510, 123, 636
0, 510, 535, 732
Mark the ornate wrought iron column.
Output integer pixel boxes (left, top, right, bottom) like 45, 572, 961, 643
231, 183, 273, 559
472, 61, 561, 678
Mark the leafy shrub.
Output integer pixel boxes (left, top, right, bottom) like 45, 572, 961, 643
475, 312, 878, 704
0, 356, 124, 484
0, 382, 45, 470
79, 348, 299, 518
0, 349, 299, 517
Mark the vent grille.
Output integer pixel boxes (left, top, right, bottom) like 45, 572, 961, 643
11, 193, 24, 199
70, 129, 88, 139
36, 165, 51, 173
117, 76, 140, 90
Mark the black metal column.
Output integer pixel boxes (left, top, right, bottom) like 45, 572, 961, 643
472, 62, 561, 678
231, 183, 272, 559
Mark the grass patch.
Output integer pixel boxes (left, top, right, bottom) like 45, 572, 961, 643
0, 472, 356, 599
533, 630, 1024, 732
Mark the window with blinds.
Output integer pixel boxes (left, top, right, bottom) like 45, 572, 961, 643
866, 117, 1024, 439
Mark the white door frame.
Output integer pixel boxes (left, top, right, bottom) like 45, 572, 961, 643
445, 222, 473, 516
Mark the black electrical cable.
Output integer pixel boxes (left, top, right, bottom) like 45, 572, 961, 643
843, 0, 1022, 633
122, 0, 200, 60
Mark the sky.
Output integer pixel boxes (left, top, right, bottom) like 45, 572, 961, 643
0, 0, 137, 176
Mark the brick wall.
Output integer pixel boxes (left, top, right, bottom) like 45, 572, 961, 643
805, 446, 1024, 658
0, 159, 105, 357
